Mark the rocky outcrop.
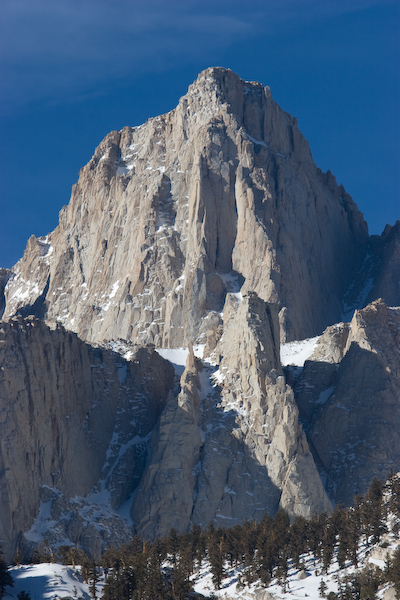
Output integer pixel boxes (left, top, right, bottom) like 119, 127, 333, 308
132, 293, 331, 540
0, 317, 174, 561
0, 268, 10, 319
3, 67, 368, 345
368, 221, 400, 307
342, 221, 400, 320
292, 299, 400, 505
213, 293, 331, 520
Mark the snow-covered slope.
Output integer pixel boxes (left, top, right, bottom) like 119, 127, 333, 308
6, 527, 398, 600
6, 477, 399, 600
8, 563, 104, 600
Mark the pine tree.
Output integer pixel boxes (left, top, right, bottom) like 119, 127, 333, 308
0, 547, 13, 599
319, 579, 328, 598
369, 478, 387, 543
358, 564, 384, 600
388, 472, 400, 519
190, 524, 206, 570
256, 524, 275, 585
321, 517, 336, 574
240, 519, 259, 584
308, 513, 325, 564
347, 499, 361, 567
206, 524, 225, 590
146, 545, 171, 600
386, 546, 400, 597
168, 528, 179, 568
289, 515, 308, 568
361, 478, 386, 546
88, 560, 99, 599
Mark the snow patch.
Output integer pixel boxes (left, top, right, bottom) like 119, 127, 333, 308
156, 345, 205, 376
9, 563, 104, 600
101, 280, 120, 312
245, 131, 269, 148
116, 164, 134, 175
316, 385, 335, 405
217, 270, 243, 303
280, 336, 320, 367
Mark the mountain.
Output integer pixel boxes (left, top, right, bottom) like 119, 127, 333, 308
3, 67, 370, 345
0, 67, 399, 563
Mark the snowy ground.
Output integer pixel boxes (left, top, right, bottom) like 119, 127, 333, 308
192, 543, 395, 600
8, 563, 104, 600
156, 344, 205, 375
280, 336, 319, 367
8, 534, 397, 600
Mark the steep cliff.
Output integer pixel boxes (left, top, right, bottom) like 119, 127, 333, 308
0, 268, 10, 319
132, 293, 331, 541
290, 299, 400, 505
3, 67, 368, 345
342, 220, 400, 320
367, 221, 400, 307
0, 317, 174, 561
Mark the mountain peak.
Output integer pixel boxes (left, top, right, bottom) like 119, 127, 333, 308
184, 66, 272, 127
3, 67, 368, 346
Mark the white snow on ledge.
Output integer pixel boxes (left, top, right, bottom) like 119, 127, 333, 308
280, 336, 320, 367
156, 345, 205, 376
245, 131, 269, 148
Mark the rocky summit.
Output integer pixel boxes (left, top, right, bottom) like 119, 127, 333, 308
0, 67, 399, 562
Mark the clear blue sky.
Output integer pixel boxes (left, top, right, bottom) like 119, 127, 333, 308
0, 0, 399, 268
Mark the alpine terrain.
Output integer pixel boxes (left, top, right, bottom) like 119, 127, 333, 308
0, 67, 399, 565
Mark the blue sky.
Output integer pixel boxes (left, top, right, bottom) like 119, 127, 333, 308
0, 0, 399, 268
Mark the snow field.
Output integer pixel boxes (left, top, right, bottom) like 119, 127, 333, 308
280, 336, 320, 367
9, 563, 105, 600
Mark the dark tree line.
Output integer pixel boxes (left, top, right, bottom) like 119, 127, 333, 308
2, 473, 400, 599
97, 475, 400, 600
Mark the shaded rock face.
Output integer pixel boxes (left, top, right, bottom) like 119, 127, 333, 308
132, 294, 331, 541
342, 220, 400, 320
367, 221, 400, 307
0, 268, 10, 319
292, 300, 400, 505
0, 317, 174, 561
3, 67, 368, 345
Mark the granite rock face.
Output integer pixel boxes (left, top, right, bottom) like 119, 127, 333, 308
132, 294, 331, 541
292, 299, 400, 505
0, 317, 174, 560
367, 221, 400, 307
0, 268, 10, 319
3, 67, 368, 345
342, 220, 400, 320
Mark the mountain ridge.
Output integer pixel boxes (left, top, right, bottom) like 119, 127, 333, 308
3, 67, 370, 346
